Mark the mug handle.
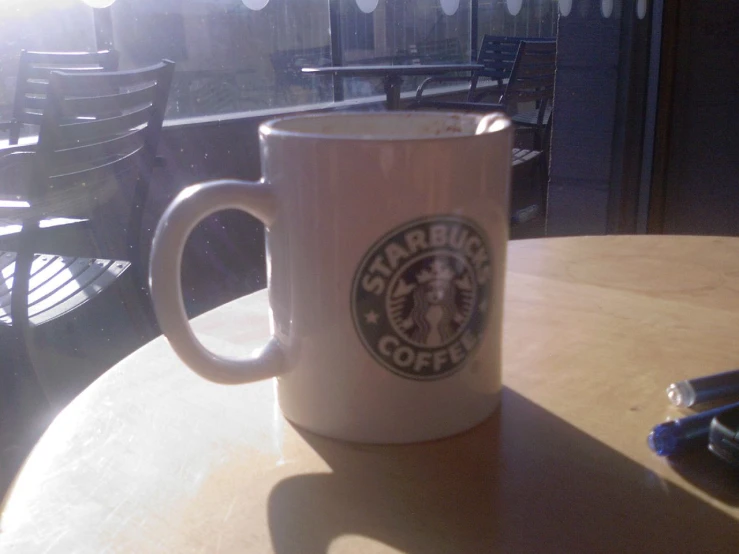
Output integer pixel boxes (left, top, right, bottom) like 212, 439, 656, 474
149, 179, 286, 384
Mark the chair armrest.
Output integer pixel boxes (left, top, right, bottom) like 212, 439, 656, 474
415, 75, 473, 99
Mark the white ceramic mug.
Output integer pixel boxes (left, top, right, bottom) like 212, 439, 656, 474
149, 111, 512, 443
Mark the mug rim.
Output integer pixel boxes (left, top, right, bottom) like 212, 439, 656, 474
260, 111, 511, 142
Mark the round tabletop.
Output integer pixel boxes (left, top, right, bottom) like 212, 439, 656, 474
3, 236, 739, 553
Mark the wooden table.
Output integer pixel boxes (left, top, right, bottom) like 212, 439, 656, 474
3, 236, 739, 553
302, 64, 483, 110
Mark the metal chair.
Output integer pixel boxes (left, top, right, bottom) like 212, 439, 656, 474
413, 38, 556, 150
412, 36, 526, 106
0, 50, 119, 145
412, 38, 556, 234
0, 60, 175, 450
509, 111, 555, 238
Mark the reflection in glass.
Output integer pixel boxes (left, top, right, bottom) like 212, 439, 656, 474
506, 0, 523, 17
478, 1, 557, 41
0, 2, 95, 129
356, 0, 380, 14
339, 0, 472, 101
601, 0, 613, 18
559, 0, 572, 17
81, 0, 117, 7
242, 0, 270, 11
637, 0, 647, 19
440, 0, 460, 16
110, 0, 332, 117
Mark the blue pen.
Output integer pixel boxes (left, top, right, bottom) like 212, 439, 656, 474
667, 368, 739, 407
648, 400, 739, 456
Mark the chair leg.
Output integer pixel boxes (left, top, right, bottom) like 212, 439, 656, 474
9, 224, 53, 412
2, 237, 54, 488
538, 150, 550, 219
1, 330, 52, 426
8, 121, 21, 146
125, 179, 160, 340
0, 326, 55, 498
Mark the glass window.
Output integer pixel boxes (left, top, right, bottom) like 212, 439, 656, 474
111, 0, 333, 119
0, 1, 95, 132
477, 0, 557, 39
337, 0, 473, 100
0, 0, 669, 505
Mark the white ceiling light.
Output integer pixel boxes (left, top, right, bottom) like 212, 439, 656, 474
601, 0, 613, 18
559, 0, 572, 17
506, 0, 523, 16
356, 0, 379, 14
242, 0, 270, 10
440, 0, 460, 16
81, 0, 117, 7
637, 0, 648, 19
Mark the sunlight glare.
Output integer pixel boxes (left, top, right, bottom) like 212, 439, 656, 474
0, 0, 82, 18
81, 0, 116, 7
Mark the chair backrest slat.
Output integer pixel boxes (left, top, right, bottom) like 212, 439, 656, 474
25, 65, 110, 81
13, 112, 43, 126
508, 84, 556, 104
51, 127, 147, 171
47, 150, 143, 201
475, 36, 522, 81
58, 105, 153, 144
475, 36, 556, 85
54, 65, 167, 93
515, 64, 556, 79
60, 85, 157, 119
30, 60, 175, 216
480, 42, 519, 55
20, 96, 46, 111
19, 51, 119, 67
11, 50, 119, 134
23, 80, 50, 95
500, 40, 556, 121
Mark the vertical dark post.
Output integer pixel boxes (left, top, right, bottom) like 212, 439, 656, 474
470, 0, 479, 61
647, 0, 679, 234
328, 0, 344, 102
606, 0, 654, 233
93, 7, 115, 51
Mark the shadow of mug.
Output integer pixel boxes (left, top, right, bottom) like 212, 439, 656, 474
268, 388, 739, 553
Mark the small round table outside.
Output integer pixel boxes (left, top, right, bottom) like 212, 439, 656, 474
2, 236, 739, 553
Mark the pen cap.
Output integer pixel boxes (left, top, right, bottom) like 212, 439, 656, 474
667, 382, 696, 407
648, 422, 680, 456
668, 368, 739, 407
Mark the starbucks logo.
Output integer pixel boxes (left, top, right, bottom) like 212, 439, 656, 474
351, 215, 492, 380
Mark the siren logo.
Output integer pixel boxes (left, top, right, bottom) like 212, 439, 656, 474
351, 216, 492, 380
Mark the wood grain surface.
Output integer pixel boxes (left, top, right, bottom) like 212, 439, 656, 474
2, 236, 739, 553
